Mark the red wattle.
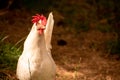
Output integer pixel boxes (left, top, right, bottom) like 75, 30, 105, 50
38, 29, 44, 34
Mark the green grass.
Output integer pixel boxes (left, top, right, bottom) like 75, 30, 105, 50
0, 35, 22, 70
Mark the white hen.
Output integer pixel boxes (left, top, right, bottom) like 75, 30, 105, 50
16, 12, 56, 80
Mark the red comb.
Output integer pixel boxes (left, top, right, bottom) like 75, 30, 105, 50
32, 14, 47, 26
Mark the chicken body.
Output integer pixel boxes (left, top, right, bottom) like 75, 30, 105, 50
16, 13, 56, 80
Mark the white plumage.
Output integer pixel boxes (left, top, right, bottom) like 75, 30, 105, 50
16, 12, 56, 80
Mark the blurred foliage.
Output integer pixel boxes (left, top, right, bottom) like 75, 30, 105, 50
0, 35, 21, 70
105, 40, 120, 55
96, 23, 112, 33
